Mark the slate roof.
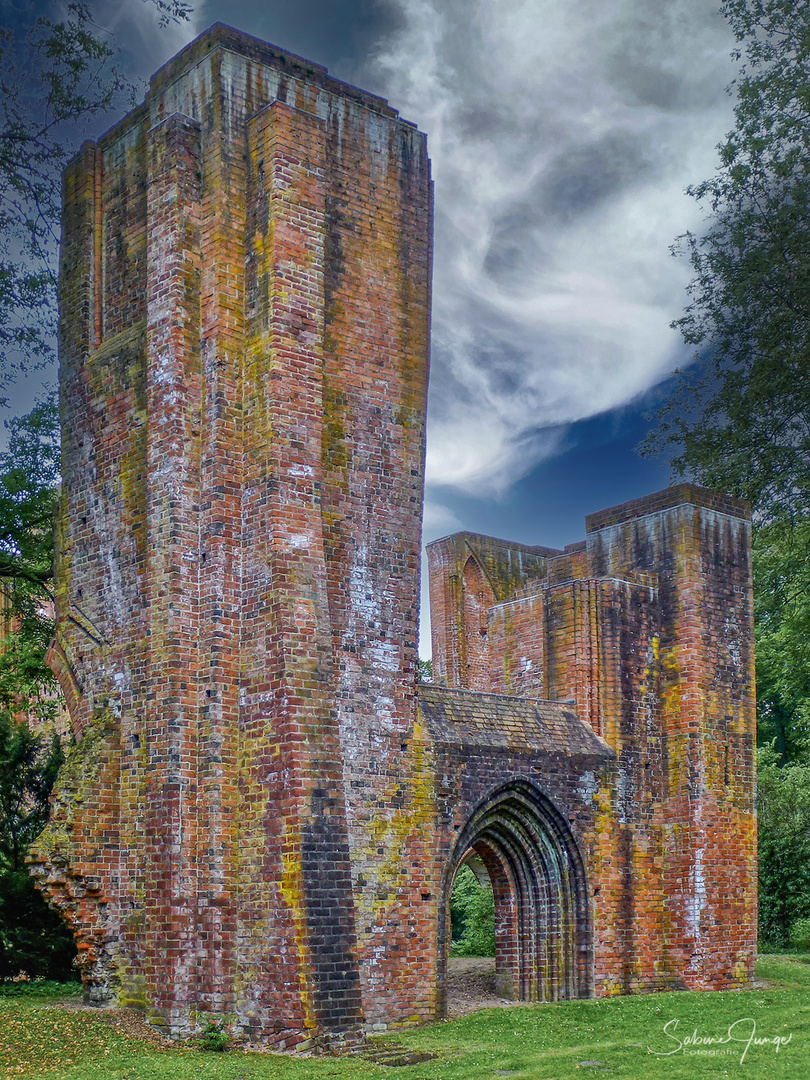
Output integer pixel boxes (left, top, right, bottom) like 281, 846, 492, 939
417, 685, 614, 760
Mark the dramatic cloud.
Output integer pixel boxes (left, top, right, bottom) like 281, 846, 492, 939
365, 0, 738, 497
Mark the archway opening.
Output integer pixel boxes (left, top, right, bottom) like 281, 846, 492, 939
450, 856, 495, 958
440, 781, 591, 1013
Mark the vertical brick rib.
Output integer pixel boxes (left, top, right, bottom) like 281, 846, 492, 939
144, 113, 202, 1029
240, 99, 361, 1044
93, 146, 103, 351
195, 48, 244, 1020
321, 108, 434, 1025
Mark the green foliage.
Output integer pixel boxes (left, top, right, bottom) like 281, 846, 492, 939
0, 399, 68, 980
450, 864, 495, 957
0, 712, 62, 873
757, 746, 810, 949
642, 0, 810, 525
754, 521, 810, 761
197, 1019, 230, 1052
0, 977, 81, 998
0, 396, 60, 587
789, 917, 810, 952
0, 710, 76, 981
0, 869, 77, 981
418, 657, 433, 683
0, 397, 61, 740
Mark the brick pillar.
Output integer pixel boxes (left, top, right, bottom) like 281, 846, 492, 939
41, 24, 434, 1042
142, 112, 203, 1028
655, 502, 756, 987
586, 486, 757, 989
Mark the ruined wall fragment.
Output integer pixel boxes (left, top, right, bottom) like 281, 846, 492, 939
427, 484, 756, 995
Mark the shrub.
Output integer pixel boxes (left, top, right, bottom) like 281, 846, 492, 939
757, 749, 810, 948
197, 1019, 229, 1052
789, 918, 810, 952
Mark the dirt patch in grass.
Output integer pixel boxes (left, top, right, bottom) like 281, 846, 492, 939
446, 956, 529, 1018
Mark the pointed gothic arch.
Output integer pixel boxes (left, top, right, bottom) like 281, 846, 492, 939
439, 779, 592, 1011
462, 555, 491, 691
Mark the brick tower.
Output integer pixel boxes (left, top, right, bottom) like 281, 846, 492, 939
32, 24, 433, 1048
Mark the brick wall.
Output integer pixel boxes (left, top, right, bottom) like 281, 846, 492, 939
426, 483, 756, 997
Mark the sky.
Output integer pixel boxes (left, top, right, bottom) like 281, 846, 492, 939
14, 0, 742, 653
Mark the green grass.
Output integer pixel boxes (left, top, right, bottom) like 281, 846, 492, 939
1, 957, 808, 1079
0, 979, 82, 1000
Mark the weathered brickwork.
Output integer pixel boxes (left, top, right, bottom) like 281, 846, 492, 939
427, 482, 756, 998
30, 22, 755, 1051
31, 24, 432, 1049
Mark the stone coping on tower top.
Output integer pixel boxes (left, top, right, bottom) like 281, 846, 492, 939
150, 22, 403, 120
81, 22, 413, 159
425, 531, 562, 558
585, 483, 751, 534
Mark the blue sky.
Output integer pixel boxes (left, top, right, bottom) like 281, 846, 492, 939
11, 0, 741, 652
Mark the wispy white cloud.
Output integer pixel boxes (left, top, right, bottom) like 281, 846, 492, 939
366, 0, 737, 498
90, 0, 204, 80
421, 498, 463, 537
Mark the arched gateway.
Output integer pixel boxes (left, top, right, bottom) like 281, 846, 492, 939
441, 782, 591, 1009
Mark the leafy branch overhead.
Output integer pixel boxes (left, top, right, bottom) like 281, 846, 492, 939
642, 0, 810, 524
0, 0, 192, 392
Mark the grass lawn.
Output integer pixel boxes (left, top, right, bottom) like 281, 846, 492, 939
1, 956, 808, 1079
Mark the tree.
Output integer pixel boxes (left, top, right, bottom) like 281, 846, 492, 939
450, 864, 495, 958
756, 745, 810, 948
0, 0, 192, 394
0, 708, 74, 980
753, 520, 810, 762
0, 397, 59, 591
643, 0, 810, 523
0, 397, 60, 728
0, 398, 69, 980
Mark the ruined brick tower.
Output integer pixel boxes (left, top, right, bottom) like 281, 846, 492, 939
33, 24, 432, 1048
32, 23, 756, 1051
